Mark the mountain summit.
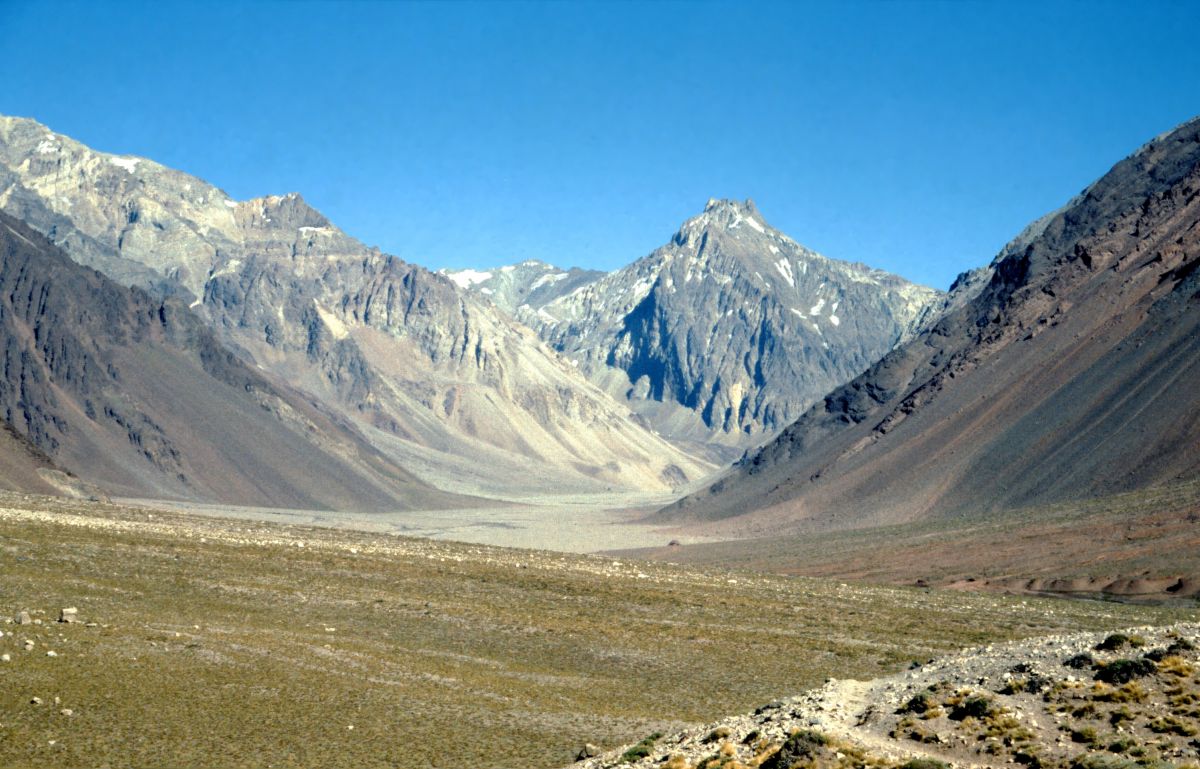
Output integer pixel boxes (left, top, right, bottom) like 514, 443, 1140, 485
522, 199, 941, 455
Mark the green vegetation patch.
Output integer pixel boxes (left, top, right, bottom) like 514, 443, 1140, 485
1095, 659, 1157, 685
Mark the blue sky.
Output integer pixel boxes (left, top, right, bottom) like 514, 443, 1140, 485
2, 0, 1197, 290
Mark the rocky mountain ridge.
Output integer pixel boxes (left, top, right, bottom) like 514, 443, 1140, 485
0, 211, 464, 509
0, 115, 711, 495
522, 199, 942, 454
439, 259, 605, 316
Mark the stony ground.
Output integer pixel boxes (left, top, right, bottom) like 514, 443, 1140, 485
627, 481, 1200, 603
0, 492, 1192, 768
574, 624, 1200, 769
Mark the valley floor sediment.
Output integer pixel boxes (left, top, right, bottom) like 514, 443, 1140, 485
115, 491, 719, 553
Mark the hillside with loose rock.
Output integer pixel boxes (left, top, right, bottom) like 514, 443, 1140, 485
575, 624, 1200, 769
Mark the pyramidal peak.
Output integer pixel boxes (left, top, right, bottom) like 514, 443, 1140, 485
671, 198, 814, 267
688, 197, 767, 235
704, 196, 758, 215
527, 197, 943, 451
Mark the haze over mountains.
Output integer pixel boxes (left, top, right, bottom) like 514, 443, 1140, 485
664, 116, 1200, 536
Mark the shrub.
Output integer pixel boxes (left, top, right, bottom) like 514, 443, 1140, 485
1106, 738, 1133, 754
1096, 634, 1132, 652
1167, 637, 1196, 653
1070, 753, 1137, 769
1093, 682, 1148, 703
621, 732, 663, 763
1000, 678, 1027, 695
1065, 653, 1096, 669
1156, 655, 1195, 677
1023, 673, 1051, 694
759, 730, 827, 769
1071, 727, 1099, 745
1094, 634, 1143, 653
1142, 641, 1192, 663
949, 696, 993, 721
897, 692, 931, 715
704, 727, 731, 744
1095, 658, 1156, 684
1143, 648, 1170, 662
899, 759, 949, 769
1108, 708, 1134, 726
1148, 716, 1197, 736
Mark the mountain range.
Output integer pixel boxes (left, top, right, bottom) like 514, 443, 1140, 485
448, 200, 941, 460
0, 116, 718, 499
661, 115, 1200, 537
439, 260, 605, 317
2, 109, 1195, 549
0, 210, 464, 510
0, 114, 940, 503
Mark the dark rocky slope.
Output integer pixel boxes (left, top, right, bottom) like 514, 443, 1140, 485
662, 117, 1200, 533
0, 211, 466, 510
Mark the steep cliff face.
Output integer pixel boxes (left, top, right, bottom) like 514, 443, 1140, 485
522, 199, 940, 453
0, 115, 711, 495
663, 117, 1200, 533
0, 211, 466, 510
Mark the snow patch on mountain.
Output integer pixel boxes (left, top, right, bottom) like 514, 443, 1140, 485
774, 258, 795, 287
108, 156, 140, 173
444, 269, 493, 288
531, 272, 567, 290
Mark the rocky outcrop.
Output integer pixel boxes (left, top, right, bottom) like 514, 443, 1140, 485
574, 624, 1200, 769
663, 116, 1200, 531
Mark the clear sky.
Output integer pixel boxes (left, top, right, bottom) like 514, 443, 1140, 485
2, 0, 1197, 290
